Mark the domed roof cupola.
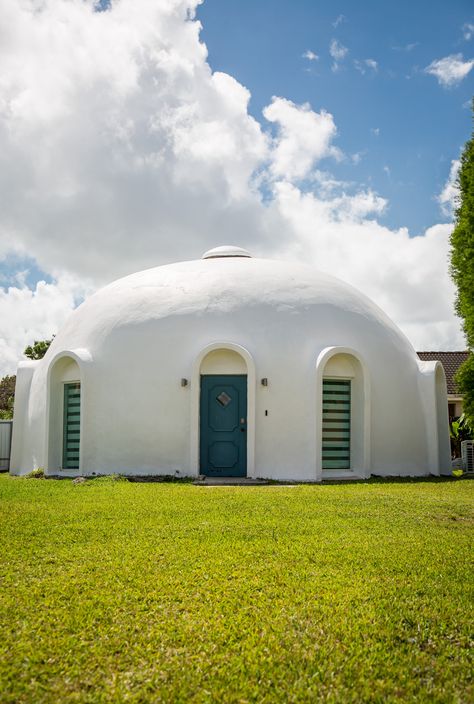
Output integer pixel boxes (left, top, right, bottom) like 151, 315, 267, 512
202, 245, 252, 259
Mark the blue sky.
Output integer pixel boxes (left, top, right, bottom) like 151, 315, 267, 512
198, 0, 473, 234
0, 0, 472, 374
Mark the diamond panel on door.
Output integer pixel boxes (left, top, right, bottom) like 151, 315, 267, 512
209, 385, 239, 432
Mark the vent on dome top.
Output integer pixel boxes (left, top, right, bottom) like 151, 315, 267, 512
202, 246, 252, 259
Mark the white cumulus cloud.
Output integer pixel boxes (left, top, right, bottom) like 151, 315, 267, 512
0, 275, 90, 376
0, 0, 268, 284
329, 39, 348, 71
425, 54, 474, 87
462, 23, 474, 41
332, 15, 345, 29
354, 58, 378, 74
263, 98, 341, 181
392, 42, 418, 52
270, 183, 460, 350
438, 159, 460, 217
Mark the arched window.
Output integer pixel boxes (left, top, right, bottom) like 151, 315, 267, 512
317, 348, 370, 480
62, 381, 81, 469
47, 356, 82, 473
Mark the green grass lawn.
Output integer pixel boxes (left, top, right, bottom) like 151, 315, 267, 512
0, 475, 473, 703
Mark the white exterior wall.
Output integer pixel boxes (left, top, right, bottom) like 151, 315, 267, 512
417, 360, 452, 475
9, 255, 451, 479
10, 361, 40, 475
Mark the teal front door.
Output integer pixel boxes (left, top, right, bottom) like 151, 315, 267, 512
200, 375, 247, 477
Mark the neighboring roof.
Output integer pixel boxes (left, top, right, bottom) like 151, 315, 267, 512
417, 351, 470, 394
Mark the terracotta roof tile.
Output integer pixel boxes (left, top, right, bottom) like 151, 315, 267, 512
416, 351, 470, 395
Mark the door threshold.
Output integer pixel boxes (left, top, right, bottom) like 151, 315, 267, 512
194, 477, 269, 486
321, 471, 365, 482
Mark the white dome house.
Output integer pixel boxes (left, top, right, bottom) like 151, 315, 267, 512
10, 246, 451, 481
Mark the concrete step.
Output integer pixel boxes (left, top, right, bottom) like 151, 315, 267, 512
321, 472, 365, 482
193, 477, 271, 486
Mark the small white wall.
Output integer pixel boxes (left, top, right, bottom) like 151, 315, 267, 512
417, 360, 451, 475
47, 356, 81, 474
9, 361, 39, 475
436, 364, 452, 474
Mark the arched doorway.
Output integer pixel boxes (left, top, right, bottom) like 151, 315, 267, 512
200, 349, 247, 477
191, 344, 256, 477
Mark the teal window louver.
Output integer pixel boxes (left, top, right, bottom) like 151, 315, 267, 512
322, 379, 351, 470
63, 382, 81, 469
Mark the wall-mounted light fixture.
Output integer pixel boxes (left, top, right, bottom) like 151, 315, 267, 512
261, 378, 268, 387
181, 378, 188, 387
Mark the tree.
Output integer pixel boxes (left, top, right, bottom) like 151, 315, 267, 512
450, 102, 474, 428
24, 337, 54, 360
455, 359, 474, 429
0, 374, 16, 420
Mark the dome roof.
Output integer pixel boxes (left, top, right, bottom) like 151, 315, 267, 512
45, 247, 414, 360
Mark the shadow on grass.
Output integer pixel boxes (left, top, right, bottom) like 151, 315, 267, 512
320, 475, 469, 486
38, 473, 471, 486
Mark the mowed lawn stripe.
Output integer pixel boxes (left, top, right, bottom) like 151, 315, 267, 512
0, 476, 472, 703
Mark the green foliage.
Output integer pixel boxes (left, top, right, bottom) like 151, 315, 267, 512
0, 476, 472, 703
450, 102, 474, 426
23, 337, 54, 360
0, 406, 13, 421
449, 411, 473, 457
451, 103, 474, 346
92, 473, 129, 483
24, 467, 45, 479
455, 355, 474, 428
0, 374, 15, 420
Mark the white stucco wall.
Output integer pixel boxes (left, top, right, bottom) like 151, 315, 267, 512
10, 361, 39, 475
417, 360, 452, 475
9, 252, 450, 480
